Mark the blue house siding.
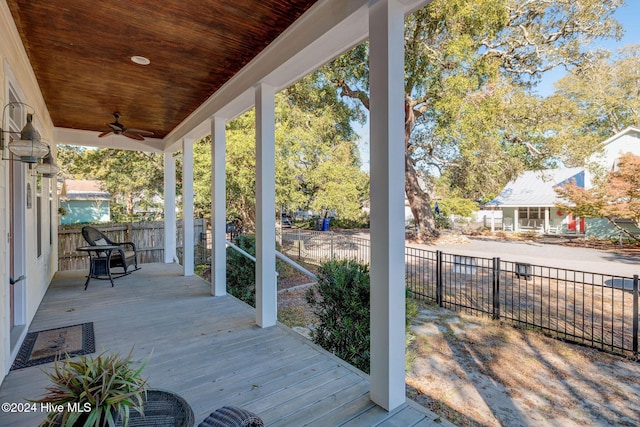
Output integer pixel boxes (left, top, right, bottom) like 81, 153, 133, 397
585, 218, 640, 240
60, 200, 110, 225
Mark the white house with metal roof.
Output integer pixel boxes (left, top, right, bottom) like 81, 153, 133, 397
489, 126, 640, 237
488, 167, 589, 233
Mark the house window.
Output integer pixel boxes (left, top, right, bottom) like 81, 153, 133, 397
530, 208, 540, 220
518, 207, 542, 220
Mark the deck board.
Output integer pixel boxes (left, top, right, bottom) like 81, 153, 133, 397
0, 263, 453, 426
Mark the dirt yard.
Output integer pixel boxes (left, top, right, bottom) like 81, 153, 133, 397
406, 304, 640, 427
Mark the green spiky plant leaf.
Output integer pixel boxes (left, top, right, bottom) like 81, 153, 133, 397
31, 348, 148, 427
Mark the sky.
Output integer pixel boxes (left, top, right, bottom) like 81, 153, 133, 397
535, 1, 640, 96
357, 1, 640, 171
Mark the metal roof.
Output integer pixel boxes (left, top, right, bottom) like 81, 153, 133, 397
488, 167, 586, 207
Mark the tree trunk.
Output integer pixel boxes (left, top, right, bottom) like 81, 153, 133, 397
404, 96, 438, 241
126, 193, 135, 217
605, 216, 640, 244
405, 155, 437, 240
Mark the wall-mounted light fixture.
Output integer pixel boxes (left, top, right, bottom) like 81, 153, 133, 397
35, 146, 60, 178
1, 102, 49, 163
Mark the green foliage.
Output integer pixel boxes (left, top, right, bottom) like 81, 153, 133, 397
434, 214, 452, 230
434, 196, 478, 218
329, 216, 370, 230
549, 45, 640, 165
32, 349, 147, 427
57, 145, 165, 222
305, 260, 371, 373
305, 260, 418, 374
226, 234, 257, 307
188, 71, 370, 231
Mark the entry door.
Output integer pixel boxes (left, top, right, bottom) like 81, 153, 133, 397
9, 150, 26, 330
567, 213, 577, 232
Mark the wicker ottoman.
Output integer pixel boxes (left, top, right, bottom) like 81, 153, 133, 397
118, 389, 194, 427
198, 406, 264, 427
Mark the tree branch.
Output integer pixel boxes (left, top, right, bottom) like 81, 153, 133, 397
335, 79, 370, 110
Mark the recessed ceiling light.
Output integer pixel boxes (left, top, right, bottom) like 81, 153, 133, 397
131, 56, 150, 65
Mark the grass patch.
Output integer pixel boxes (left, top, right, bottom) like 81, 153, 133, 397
278, 306, 312, 328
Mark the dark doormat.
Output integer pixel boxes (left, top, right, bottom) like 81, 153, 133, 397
11, 322, 95, 370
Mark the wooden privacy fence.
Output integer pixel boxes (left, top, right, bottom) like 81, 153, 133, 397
58, 219, 208, 271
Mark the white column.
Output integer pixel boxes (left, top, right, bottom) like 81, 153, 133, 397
544, 207, 550, 233
514, 208, 520, 232
255, 83, 277, 328
369, 0, 406, 411
163, 152, 177, 263
211, 117, 227, 296
490, 209, 495, 232
182, 137, 195, 276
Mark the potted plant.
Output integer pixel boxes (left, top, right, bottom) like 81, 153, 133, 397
31, 349, 148, 427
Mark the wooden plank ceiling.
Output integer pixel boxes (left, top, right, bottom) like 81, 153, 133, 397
7, 0, 318, 139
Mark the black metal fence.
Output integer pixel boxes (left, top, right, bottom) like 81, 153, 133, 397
280, 230, 639, 357
406, 249, 639, 357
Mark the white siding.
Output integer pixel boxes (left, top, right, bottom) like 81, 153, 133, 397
0, 1, 57, 381
590, 128, 640, 171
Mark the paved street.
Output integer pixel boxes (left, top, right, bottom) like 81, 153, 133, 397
413, 235, 639, 278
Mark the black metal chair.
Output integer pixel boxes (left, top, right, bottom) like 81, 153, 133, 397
81, 226, 140, 274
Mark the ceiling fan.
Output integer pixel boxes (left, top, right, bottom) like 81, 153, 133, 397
98, 113, 154, 141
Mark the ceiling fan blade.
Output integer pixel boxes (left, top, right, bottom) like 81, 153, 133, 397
126, 128, 154, 136
123, 131, 145, 141
98, 130, 113, 138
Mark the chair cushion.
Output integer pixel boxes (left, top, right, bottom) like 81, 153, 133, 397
95, 238, 108, 246
111, 250, 136, 265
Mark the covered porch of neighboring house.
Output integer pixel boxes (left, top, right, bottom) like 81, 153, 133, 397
0, 263, 449, 426
488, 205, 586, 234
1, 0, 434, 420
487, 167, 590, 234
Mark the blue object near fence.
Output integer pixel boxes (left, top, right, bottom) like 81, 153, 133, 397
322, 218, 330, 231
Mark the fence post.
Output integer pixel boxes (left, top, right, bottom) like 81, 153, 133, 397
634, 274, 638, 355
436, 250, 443, 307
297, 228, 301, 259
330, 231, 334, 260
492, 257, 501, 320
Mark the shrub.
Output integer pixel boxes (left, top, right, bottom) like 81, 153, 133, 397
306, 259, 371, 373
305, 260, 419, 374
434, 213, 452, 230
226, 234, 256, 307
330, 216, 370, 230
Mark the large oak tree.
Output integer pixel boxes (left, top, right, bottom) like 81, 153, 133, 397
327, 0, 622, 240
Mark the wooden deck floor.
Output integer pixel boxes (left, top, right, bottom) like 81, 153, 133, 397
0, 263, 452, 426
